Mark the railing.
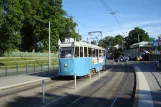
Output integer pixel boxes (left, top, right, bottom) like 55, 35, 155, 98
0, 61, 58, 77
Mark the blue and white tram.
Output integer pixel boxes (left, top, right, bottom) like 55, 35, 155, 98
58, 38, 106, 76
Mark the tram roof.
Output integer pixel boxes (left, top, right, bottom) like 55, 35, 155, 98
60, 41, 105, 50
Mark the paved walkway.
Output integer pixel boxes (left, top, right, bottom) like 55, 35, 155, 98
0, 70, 58, 90
134, 66, 154, 107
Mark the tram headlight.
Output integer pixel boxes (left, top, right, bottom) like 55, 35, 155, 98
64, 64, 68, 67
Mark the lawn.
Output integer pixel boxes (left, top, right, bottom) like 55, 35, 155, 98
0, 57, 58, 68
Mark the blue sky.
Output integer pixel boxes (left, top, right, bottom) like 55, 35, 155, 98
62, 0, 161, 41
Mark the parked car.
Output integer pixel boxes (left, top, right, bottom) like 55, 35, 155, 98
123, 56, 129, 61
115, 56, 124, 62
115, 56, 129, 62
136, 56, 143, 61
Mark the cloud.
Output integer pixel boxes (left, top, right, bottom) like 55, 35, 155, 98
122, 19, 161, 28
101, 26, 161, 39
80, 19, 161, 40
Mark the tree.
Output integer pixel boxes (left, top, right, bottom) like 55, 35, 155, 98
0, 0, 24, 56
98, 39, 106, 48
59, 16, 81, 42
91, 40, 97, 44
125, 27, 149, 49
112, 35, 124, 46
19, 0, 80, 52
148, 37, 155, 42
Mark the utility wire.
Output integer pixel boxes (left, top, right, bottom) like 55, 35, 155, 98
100, 0, 124, 34
72, 16, 91, 31
113, 4, 149, 14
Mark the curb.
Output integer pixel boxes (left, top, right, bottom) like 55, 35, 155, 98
133, 67, 139, 107
0, 78, 50, 91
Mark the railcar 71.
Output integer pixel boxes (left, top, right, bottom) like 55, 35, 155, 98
58, 38, 106, 77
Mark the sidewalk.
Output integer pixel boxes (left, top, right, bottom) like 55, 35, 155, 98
133, 66, 154, 107
0, 70, 59, 90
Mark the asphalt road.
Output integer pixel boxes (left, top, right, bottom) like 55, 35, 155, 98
0, 62, 136, 107
136, 63, 161, 107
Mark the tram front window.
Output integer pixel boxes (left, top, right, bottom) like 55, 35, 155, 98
60, 47, 73, 58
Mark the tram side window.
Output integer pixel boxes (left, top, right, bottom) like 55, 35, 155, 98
103, 50, 105, 56
96, 49, 98, 57
84, 47, 87, 57
88, 48, 92, 57
99, 50, 102, 57
80, 47, 83, 57
92, 49, 95, 57
74, 47, 79, 57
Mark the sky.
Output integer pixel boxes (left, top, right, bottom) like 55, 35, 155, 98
62, 0, 161, 41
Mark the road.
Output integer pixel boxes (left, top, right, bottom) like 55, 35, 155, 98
135, 62, 161, 107
0, 62, 136, 107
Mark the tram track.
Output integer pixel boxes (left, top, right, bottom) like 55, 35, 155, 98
42, 65, 122, 107
151, 72, 161, 88
51, 64, 135, 107
65, 65, 120, 107
0, 64, 118, 105
0, 65, 116, 97
109, 65, 129, 107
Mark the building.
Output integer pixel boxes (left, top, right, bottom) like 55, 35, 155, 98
124, 41, 154, 59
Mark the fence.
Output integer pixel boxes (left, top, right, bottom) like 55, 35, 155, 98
3, 52, 58, 58
0, 61, 58, 77
149, 54, 161, 61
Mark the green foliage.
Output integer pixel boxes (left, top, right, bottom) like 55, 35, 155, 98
98, 35, 124, 58
158, 46, 161, 51
91, 40, 97, 44
98, 35, 123, 47
148, 37, 155, 42
113, 48, 123, 58
125, 27, 149, 49
0, 0, 24, 56
0, 0, 80, 56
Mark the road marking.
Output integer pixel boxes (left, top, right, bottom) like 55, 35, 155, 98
134, 66, 154, 107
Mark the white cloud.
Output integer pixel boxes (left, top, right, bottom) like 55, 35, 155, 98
122, 19, 161, 28
80, 19, 161, 41
101, 26, 161, 39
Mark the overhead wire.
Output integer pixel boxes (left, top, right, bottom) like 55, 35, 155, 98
72, 17, 91, 31
113, 4, 149, 14
100, 0, 124, 34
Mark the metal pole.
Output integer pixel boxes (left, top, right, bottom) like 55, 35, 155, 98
98, 68, 100, 76
42, 80, 45, 104
48, 21, 51, 67
138, 34, 140, 57
74, 72, 76, 89
89, 71, 91, 82
5, 65, 7, 77
16, 63, 18, 75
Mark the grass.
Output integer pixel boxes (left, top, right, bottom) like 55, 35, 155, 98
0, 57, 58, 68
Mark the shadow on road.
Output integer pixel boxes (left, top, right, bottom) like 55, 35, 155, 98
5, 91, 137, 107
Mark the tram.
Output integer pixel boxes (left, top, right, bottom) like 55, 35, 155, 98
58, 38, 106, 76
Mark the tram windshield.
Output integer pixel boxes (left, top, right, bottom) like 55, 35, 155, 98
60, 47, 73, 58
